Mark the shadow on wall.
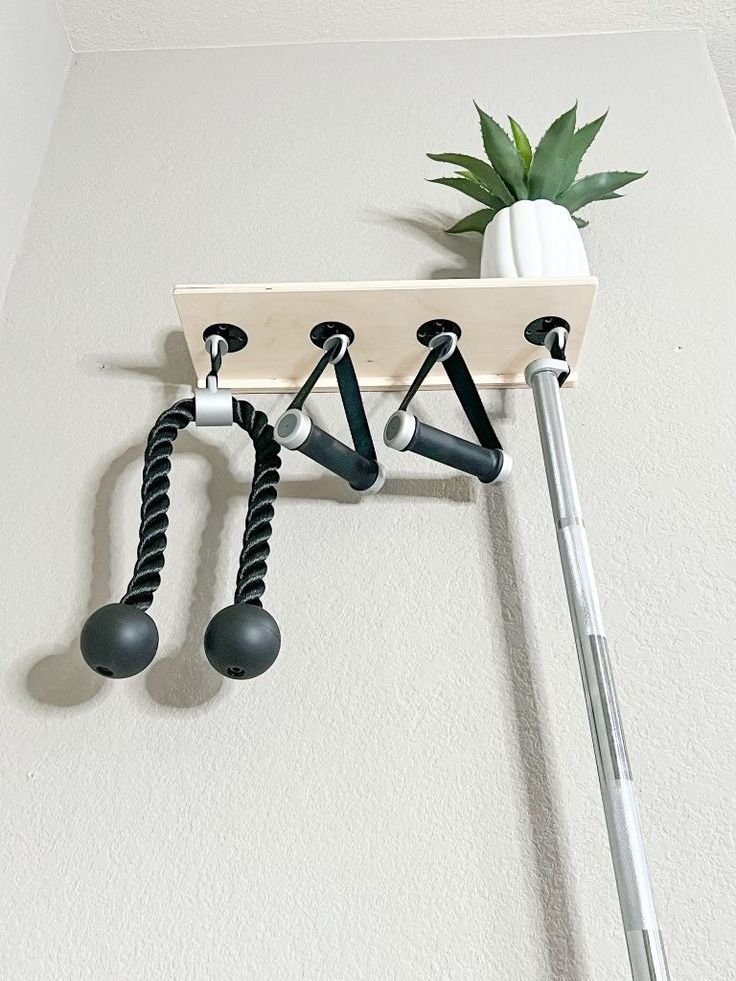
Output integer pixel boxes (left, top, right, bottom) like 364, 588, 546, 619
21, 349, 587, 978
83, 330, 196, 392
483, 489, 588, 981
367, 208, 480, 279
23, 313, 486, 713
24, 436, 231, 712
23, 425, 476, 712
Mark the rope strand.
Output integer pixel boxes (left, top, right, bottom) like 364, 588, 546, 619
121, 397, 281, 611
232, 399, 281, 605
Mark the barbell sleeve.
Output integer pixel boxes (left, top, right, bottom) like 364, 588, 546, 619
275, 408, 384, 494
383, 410, 512, 484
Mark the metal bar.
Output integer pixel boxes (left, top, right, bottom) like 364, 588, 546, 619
526, 358, 670, 981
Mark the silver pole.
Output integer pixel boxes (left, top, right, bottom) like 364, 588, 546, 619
525, 354, 670, 981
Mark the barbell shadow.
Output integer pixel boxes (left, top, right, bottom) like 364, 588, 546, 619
483, 488, 588, 981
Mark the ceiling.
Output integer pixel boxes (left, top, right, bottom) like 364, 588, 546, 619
55, 0, 735, 121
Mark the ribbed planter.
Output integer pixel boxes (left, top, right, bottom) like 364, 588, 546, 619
480, 199, 590, 278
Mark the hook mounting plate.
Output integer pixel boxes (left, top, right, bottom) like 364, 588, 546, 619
202, 323, 248, 352
177, 277, 597, 393
524, 316, 571, 347
416, 319, 462, 347
310, 322, 355, 349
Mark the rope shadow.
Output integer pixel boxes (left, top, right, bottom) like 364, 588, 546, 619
24, 444, 142, 709
24, 422, 476, 710
483, 488, 587, 981
24, 433, 237, 711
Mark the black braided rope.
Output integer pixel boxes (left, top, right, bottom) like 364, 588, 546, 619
121, 397, 281, 611
121, 399, 194, 610
232, 399, 281, 605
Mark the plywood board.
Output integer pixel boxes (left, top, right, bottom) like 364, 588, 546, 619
174, 277, 597, 393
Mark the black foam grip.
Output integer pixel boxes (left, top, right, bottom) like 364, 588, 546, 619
407, 418, 504, 483
300, 423, 380, 492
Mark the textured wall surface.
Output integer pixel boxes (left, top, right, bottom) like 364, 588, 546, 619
54, 0, 736, 121
0, 0, 70, 309
1, 31, 735, 980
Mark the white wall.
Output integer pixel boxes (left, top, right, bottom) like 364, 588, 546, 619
1, 30, 735, 980
0, 0, 70, 310
54, 1, 736, 121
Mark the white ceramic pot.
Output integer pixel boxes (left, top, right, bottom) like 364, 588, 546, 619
480, 199, 590, 278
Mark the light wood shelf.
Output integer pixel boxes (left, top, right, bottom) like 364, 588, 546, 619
175, 277, 597, 393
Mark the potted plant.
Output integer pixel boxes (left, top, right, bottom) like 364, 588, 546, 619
427, 103, 646, 277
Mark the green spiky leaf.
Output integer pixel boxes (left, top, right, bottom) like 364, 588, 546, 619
428, 103, 645, 231
558, 171, 646, 213
427, 152, 514, 205
527, 103, 577, 200
474, 103, 528, 198
456, 168, 507, 198
428, 177, 505, 210
563, 110, 608, 190
445, 208, 498, 235
508, 116, 532, 176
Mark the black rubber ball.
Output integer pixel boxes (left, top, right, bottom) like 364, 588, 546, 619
204, 604, 281, 679
80, 603, 159, 679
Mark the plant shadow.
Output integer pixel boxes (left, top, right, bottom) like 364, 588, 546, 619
365, 207, 480, 280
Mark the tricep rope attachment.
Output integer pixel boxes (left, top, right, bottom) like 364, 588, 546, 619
81, 324, 283, 681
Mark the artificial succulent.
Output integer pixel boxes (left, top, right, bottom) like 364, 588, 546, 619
428, 102, 646, 231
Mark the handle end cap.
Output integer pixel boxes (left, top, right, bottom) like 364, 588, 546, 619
275, 408, 312, 450
383, 411, 416, 452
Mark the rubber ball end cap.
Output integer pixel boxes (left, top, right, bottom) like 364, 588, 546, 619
204, 603, 281, 679
80, 603, 159, 679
